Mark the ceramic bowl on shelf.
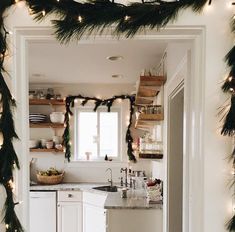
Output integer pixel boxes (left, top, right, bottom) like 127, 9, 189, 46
46, 140, 54, 149
50, 112, 65, 124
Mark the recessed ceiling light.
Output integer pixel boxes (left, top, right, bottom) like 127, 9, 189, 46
107, 56, 123, 61
112, 74, 123, 79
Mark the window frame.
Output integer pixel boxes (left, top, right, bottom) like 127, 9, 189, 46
74, 106, 121, 161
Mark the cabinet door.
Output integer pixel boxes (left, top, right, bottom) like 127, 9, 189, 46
83, 203, 106, 232
58, 202, 82, 232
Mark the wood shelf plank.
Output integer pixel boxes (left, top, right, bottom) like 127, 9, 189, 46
30, 148, 64, 153
135, 76, 165, 105
138, 113, 164, 121
30, 123, 65, 128
139, 153, 163, 159
135, 113, 164, 129
29, 99, 65, 106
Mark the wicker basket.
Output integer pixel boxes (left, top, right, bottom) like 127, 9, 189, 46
36, 172, 65, 185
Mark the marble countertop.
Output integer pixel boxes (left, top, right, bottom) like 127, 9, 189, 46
104, 189, 162, 210
30, 183, 162, 209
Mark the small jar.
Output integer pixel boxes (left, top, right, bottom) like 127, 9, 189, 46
120, 188, 127, 198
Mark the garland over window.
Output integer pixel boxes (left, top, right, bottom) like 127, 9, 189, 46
1, 0, 235, 231
63, 94, 136, 162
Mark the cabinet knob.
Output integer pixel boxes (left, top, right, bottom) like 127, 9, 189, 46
68, 193, 73, 198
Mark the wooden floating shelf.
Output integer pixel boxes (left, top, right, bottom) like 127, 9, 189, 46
30, 123, 65, 128
138, 113, 164, 121
139, 153, 163, 159
135, 113, 164, 129
30, 148, 64, 153
29, 99, 65, 106
135, 76, 166, 105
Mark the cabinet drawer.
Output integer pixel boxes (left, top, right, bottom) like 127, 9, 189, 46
58, 191, 82, 202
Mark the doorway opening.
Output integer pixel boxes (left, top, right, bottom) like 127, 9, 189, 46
13, 27, 205, 232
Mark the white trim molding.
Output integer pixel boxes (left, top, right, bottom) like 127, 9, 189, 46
12, 26, 205, 232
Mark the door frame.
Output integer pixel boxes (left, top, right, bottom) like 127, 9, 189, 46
12, 26, 205, 232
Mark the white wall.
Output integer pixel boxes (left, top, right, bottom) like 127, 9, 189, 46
1, 0, 234, 231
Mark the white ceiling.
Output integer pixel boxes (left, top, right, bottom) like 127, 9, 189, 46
28, 38, 167, 84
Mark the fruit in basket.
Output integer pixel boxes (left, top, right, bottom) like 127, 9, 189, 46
38, 167, 62, 176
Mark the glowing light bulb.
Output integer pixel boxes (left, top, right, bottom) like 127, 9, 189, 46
8, 180, 15, 190
124, 15, 131, 21
228, 76, 233, 82
42, 10, 46, 17
78, 15, 83, 23
5, 224, 9, 229
28, 7, 34, 15
0, 132, 4, 148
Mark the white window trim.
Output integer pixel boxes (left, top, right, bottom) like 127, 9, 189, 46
73, 106, 121, 161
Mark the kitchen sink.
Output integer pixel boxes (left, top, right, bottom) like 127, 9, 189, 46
92, 185, 118, 192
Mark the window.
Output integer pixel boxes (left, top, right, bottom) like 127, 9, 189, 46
74, 107, 120, 160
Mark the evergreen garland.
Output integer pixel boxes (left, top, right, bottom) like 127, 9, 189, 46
220, 16, 235, 232
24, 0, 208, 43
0, 1, 24, 231
63, 94, 136, 162
1, 0, 235, 231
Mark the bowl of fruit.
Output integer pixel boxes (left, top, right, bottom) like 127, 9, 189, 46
37, 167, 65, 185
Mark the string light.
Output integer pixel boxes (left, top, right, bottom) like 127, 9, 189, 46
78, 15, 83, 23
5, 224, 9, 229
28, 7, 34, 15
229, 76, 233, 82
124, 15, 131, 21
8, 180, 15, 190
42, 10, 46, 17
0, 132, 4, 149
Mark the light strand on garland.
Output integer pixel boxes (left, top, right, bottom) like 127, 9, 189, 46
0, 1, 24, 231
62, 94, 136, 162
220, 3, 235, 231
25, 0, 208, 43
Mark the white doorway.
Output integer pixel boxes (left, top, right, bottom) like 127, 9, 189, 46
13, 27, 205, 232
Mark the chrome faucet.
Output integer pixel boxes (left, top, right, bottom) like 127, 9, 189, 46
106, 168, 113, 187
120, 168, 128, 187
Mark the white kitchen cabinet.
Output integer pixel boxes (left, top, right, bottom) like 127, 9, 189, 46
58, 202, 82, 232
83, 203, 106, 232
57, 191, 82, 232
30, 191, 57, 232
83, 191, 107, 232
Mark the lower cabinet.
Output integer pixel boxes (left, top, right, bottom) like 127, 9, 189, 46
57, 191, 82, 232
83, 203, 107, 232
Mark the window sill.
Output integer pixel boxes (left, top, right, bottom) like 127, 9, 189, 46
66, 160, 127, 168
